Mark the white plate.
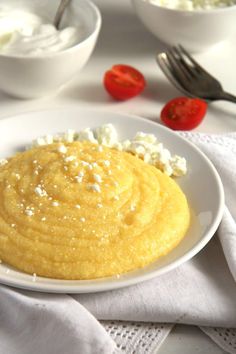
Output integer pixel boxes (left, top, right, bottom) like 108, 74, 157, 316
0, 108, 224, 293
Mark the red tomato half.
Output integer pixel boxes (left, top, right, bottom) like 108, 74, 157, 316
161, 97, 207, 130
104, 64, 146, 100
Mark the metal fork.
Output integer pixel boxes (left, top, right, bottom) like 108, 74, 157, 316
156, 45, 236, 104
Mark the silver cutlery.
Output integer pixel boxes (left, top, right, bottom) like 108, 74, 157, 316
54, 0, 71, 29
156, 45, 236, 104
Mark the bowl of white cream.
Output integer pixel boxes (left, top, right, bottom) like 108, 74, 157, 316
0, 0, 101, 98
131, 0, 236, 52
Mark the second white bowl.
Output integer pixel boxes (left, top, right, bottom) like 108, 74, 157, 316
132, 0, 236, 52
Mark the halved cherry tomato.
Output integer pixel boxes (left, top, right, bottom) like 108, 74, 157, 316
161, 97, 207, 130
104, 64, 146, 100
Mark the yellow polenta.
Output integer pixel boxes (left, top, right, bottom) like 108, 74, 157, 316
0, 141, 190, 280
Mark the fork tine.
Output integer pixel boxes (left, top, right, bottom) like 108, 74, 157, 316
156, 53, 195, 97
171, 46, 198, 78
178, 45, 210, 75
165, 50, 192, 90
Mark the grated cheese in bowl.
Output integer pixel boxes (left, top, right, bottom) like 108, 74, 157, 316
146, 0, 236, 10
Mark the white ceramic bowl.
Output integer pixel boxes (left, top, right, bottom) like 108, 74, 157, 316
0, 108, 224, 293
131, 0, 236, 52
0, 0, 101, 98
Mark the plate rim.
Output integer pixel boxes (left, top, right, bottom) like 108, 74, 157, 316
0, 107, 225, 293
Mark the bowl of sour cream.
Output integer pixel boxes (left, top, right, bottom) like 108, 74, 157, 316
131, 0, 236, 52
0, 0, 101, 98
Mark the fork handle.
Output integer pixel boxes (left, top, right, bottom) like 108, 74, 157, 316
215, 91, 236, 104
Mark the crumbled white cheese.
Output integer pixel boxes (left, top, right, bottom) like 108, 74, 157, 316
87, 164, 93, 171
75, 171, 84, 183
35, 137, 47, 146
120, 131, 186, 177
44, 134, 54, 145
35, 185, 47, 197
25, 209, 34, 216
77, 128, 98, 144
91, 162, 98, 168
93, 173, 102, 183
64, 129, 75, 142
143, 153, 152, 164
122, 140, 131, 150
113, 142, 123, 151
58, 145, 67, 154
134, 132, 157, 144
31, 130, 75, 147
103, 160, 111, 167
171, 155, 187, 176
30, 124, 187, 177
64, 155, 76, 162
75, 175, 83, 183
146, 0, 236, 10
159, 148, 172, 165
162, 163, 174, 177
52, 201, 60, 206
87, 183, 101, 193
127, 142, 146, 156
0, 158, 8, 166
81, 160, 90, 167
95, 124, 118, 147
97, 145, 103, 152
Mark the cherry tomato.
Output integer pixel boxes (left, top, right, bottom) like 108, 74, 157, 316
104, 64, 146, 100
160, 97, 207, 130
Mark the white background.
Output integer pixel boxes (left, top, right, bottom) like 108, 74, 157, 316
0, 0, 236, 352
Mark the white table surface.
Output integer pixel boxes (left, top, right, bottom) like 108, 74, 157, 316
0, 1, 236, 353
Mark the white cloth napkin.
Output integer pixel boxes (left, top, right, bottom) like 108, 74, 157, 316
1, 132, 236, 354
